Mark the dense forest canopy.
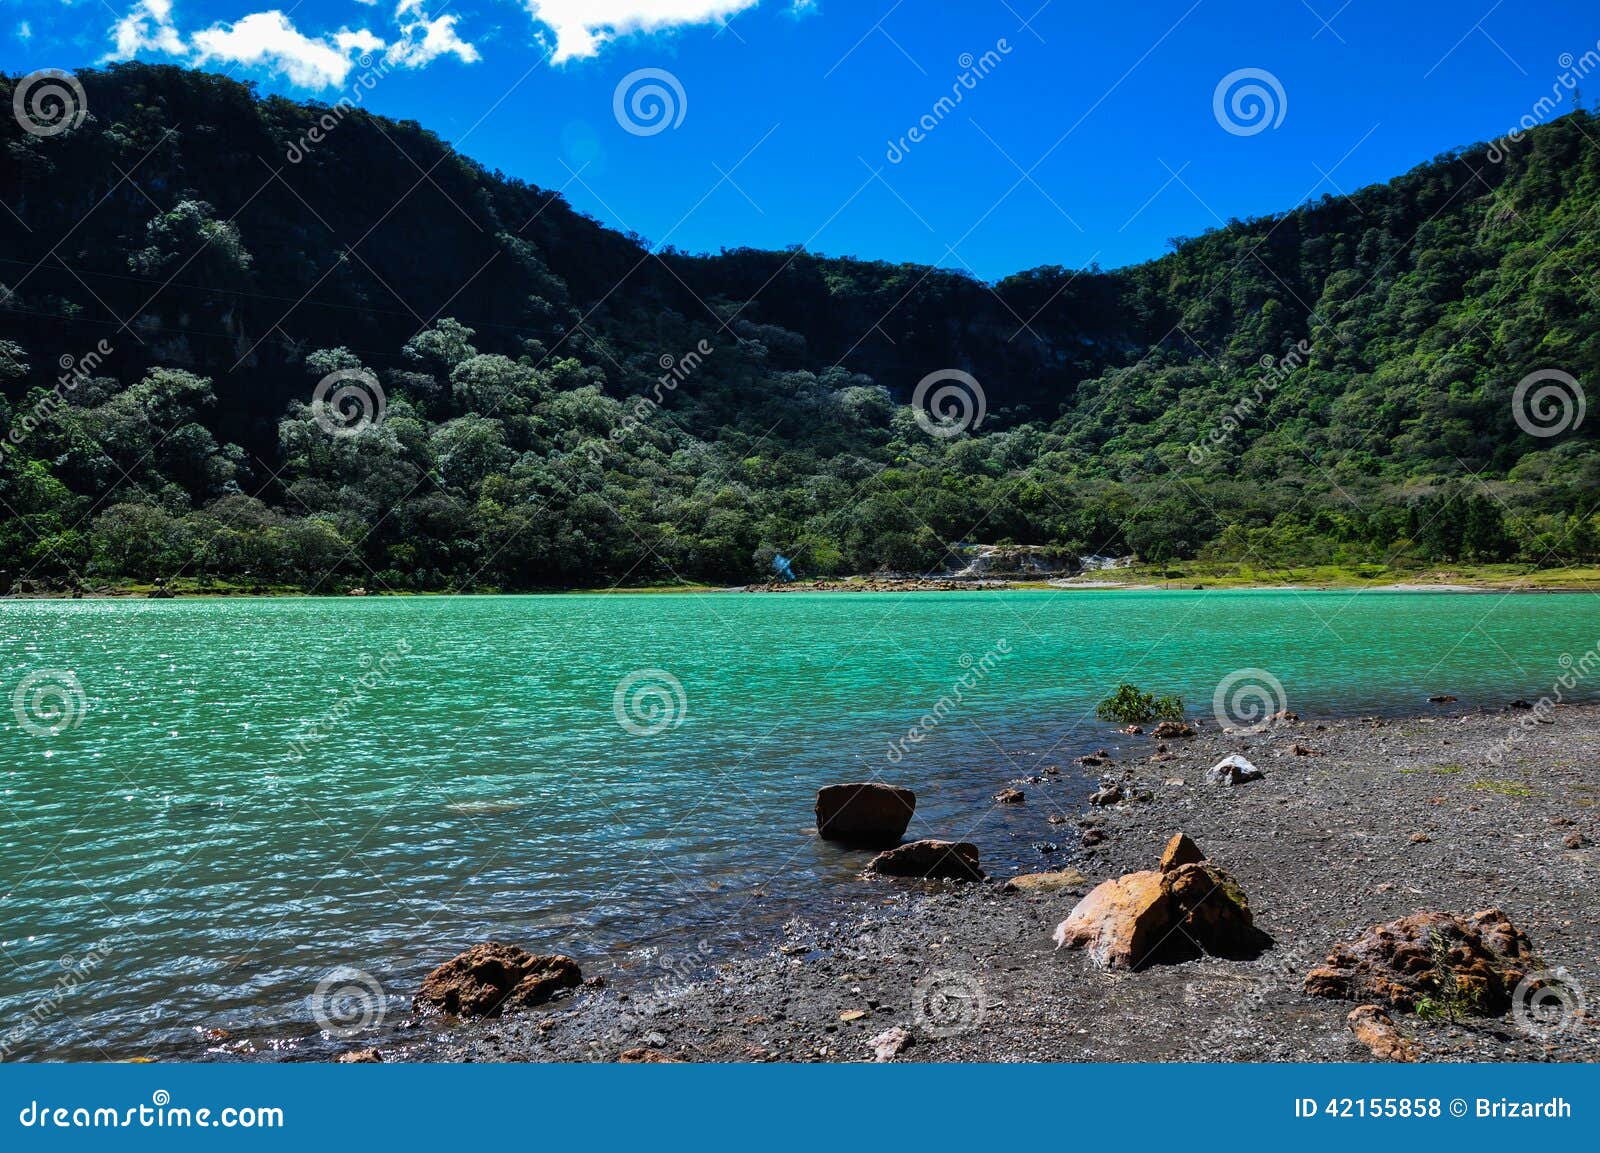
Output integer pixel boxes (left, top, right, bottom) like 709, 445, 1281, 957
1, 64, 1598, 591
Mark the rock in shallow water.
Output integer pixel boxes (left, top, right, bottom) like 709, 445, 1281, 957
414, 942, 582, 1018
1152, 720, 1196, 739
865, 839, 983, 881
815, 782, 916, 846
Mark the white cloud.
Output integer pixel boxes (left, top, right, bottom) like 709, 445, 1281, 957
17, 21, 32, 41
387, 9, 480, 68
105, 0, 185, 60
521, 0, 764, 62
190, 11, 371, 88
335, 28, 386, 57
98, 4, 479, 88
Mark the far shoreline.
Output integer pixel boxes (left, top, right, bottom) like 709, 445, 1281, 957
6, 567, 1600, 602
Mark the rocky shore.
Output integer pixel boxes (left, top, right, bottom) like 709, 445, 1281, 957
343, 703, 1598, 1063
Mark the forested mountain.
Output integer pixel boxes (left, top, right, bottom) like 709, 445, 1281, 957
2, 63, 1598, 590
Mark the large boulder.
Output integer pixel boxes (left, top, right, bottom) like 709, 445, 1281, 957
1053, 834, 1269, 968
865, 839, 982, 881
414, 943, 582, 1017
815, 782, 916, 846
1303, 909, 1536, 1014
1052, 869, 1171, 968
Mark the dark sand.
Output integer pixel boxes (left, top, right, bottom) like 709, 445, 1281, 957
343, 703, 1599, 1063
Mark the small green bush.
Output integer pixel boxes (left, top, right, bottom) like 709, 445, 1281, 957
1095, 683, 1184, 724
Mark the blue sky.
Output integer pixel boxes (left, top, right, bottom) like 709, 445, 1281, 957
5, 1, 1600, 278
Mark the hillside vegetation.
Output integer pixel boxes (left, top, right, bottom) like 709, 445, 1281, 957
2, 64, 1598, 591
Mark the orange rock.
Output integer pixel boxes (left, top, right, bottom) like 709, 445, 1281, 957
1159, 833, 1205, 872
1054, 842, 1268, 968
1346, 1005, 1419, 1062
1052, 870, 1172, 968
619, 1047, 684, 1063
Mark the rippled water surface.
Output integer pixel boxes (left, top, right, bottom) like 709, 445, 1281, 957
1, 589, 1595, 1059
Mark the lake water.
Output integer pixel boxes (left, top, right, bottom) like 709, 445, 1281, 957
1, 589, 1596, 1060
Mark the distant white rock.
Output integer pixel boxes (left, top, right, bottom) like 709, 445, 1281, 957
1205, 754, 1265, 786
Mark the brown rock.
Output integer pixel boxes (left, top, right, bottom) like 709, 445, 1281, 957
619, 1047, 683, 1063
1152, 720, 1196, 740
1081, 827, 1107, 847
1409, 832, 1432, 844
414, 943, 582, 1017
1088, 784, 1124, 806
1346, 1005, 1419, 1062
1052, 870, 1172, 968
865, 839, 983, 881
1004, 868, 1090, 894
993, 787, 1025, 805
1163, 862, 1268, 957
1303, 909, 1536, 1014
1428, 694, 1457, 704
1158, 832, 1205, 872
1054, 843, 1268, 968
1565, 831, 1586, 849
815, 782, 916, 846
335, 1047, 382, 1063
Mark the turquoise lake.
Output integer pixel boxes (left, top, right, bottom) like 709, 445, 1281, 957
1, 589, 1596, 1059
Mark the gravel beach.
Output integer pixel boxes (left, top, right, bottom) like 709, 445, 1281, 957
357, 702, 1599, 1063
